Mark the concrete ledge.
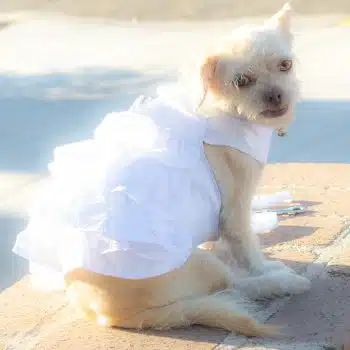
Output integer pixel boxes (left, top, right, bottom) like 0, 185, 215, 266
1, 164, 350, 349
0, 279, 228, 350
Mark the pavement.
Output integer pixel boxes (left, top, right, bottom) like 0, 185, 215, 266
0, 15, 349, 349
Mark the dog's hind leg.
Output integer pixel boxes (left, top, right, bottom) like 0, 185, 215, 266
65, 248, 277, 336
100, 291, 279, 337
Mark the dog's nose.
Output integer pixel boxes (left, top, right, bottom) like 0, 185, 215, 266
263, 87, 284, 108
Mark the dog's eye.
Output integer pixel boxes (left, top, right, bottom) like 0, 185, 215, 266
278, 59, 293, 72
233, 74, 255, 88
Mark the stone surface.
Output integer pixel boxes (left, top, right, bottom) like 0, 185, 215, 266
265, 275, 350, 345
0, 280, 228, 350
0, 277, 68, 348
260, 164, 350, 189
32, 320, 228, 350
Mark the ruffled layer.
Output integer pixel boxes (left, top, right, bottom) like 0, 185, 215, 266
13, 99, 218, 281
26, 191, 291, 292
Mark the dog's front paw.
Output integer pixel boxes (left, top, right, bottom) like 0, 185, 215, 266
257, 260, 311, 296
262, 259, 293, 272
251, 259, 293, 275
237, 269, 310, 300
268, 269, 311, 296
262, 269, 311, 298
239, 269, 311, 300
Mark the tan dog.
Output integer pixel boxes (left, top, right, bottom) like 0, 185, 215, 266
64, 4, 310, 337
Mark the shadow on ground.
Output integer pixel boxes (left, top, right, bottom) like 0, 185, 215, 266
258, 262, 350, 347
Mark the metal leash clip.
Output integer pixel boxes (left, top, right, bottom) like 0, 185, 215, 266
255, 205, 306, 216
272, 205, 306, 216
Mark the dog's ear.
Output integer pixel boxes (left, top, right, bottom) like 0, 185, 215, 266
196, 54, 221, 110
265, 3, 293, 41
200, 55, 220, 92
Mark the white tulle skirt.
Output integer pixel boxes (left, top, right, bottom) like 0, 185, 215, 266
12, 96, 292, 291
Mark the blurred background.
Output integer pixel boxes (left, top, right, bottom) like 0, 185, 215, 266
0, 0, 349, 20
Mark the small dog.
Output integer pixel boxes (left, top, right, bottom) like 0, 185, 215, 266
22, 4, 311, 338
197, 2, 311, 300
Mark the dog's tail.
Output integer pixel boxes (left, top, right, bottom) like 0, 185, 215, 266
97, 291, 279, 337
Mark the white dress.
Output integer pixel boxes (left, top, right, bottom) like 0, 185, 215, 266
12, 86, 288, 289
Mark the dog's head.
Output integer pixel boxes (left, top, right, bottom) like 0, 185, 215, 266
198, 4, 298, 131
